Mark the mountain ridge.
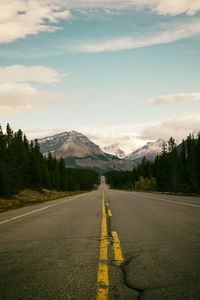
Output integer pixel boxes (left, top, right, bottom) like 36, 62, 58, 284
38, 130, 135, 174
126, 138, 168, 163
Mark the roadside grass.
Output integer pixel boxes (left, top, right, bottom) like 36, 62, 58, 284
0, 189, 87, 213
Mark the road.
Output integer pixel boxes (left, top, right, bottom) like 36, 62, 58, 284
0, 179, 200, 299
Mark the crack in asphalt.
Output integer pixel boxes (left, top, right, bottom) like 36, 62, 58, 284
120, 255, 144, 299
105, 200, 144, 299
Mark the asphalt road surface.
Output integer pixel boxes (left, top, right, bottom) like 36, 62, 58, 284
0, 179, 200, 299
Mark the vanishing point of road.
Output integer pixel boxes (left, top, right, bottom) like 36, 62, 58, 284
0, 177, 200, 299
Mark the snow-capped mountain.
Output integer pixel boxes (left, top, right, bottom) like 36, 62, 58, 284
126, 139, 168, 163
103, 144, 126, 159
38, 131, 135, 174
38, 130, 104, 158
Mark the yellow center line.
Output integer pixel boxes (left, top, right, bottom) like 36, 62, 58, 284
107, 210, 112, 217
112, 231, 124, 266
96, 191, 109, 300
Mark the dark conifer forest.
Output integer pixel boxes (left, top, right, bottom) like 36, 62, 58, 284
105, 134, 200, 194
0, 124, 99, 198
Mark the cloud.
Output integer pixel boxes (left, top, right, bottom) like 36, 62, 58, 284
0, 82, 64, 117
25, 123, 150, 155
71, 20, 200, 52
0, 0, 71, 43
139, 115, 200, 141
24, 114, 200, 155
54, 0, 200, 16
0, 64, 67, 116
155, 0, 200, 16
143, 92, 200, 106
0, 65, 67, 84
2, 1, 200, 44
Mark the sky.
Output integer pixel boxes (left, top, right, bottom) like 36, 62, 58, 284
0, 0, 200, 154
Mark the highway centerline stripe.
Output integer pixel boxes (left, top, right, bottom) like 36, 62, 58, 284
134, 192, 200, 208
108, 210, 112, 217
112, 231, 124, 266
0, 194, 84, 225
96, 191, 109, 300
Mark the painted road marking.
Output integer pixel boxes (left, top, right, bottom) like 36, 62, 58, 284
0, 194, 83, 225
112, 231, 124, 266
96, 191, 109, 300
134, 192, 200, 208
108, 210, 112, 217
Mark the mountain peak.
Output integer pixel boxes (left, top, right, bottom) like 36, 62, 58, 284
126, 139, 168, 163
38, 130, 104, 158
38, 130, 136, 173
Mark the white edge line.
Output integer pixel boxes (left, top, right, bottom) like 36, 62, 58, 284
134, 193, 200, 208
0, 194, 83, 225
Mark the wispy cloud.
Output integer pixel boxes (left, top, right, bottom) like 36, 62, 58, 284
0, 0, 72, 43
70, 20, 200, 52
0, 65, 67, 84
2, 1, 200, 44
143, 92, 200, 106
55, 0, 200, 16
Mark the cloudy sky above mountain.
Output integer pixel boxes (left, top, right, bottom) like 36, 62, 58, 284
0, 0, 200, 153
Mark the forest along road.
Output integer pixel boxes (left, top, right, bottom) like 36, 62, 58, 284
0, 178, 200, 300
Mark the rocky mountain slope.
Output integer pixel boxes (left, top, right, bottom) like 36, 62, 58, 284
38, 131, 104, 158
126, 139, 168, 163
38, 131, 135, 174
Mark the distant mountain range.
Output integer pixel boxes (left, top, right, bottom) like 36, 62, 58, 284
38, 131, 135, 174
127, 131, 199, 164
126, 139, 168, 163
38, 130, 199, 171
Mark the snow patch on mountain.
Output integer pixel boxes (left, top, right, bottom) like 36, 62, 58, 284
103, 143, 126, 159
126, 139, 168, 162
38, 130, 104, 158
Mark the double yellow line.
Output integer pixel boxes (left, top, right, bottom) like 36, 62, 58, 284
96, 192, 109, 299
96, 192, 124, 299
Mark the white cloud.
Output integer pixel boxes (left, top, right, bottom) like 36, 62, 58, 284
139, 115, 200, 141
25, 123, 152, 155
2, 1, 200, 44
24, 114, 200, 155
0, 65, 66, 84
71, 20, 200, 52
0, 82, 64, 117
0, 64, 67, 116
51, 0, 151, 10
0, 0, 71, 43
155, 0, 200, 16
54, 0, 200, 15
144, 92, 200, 106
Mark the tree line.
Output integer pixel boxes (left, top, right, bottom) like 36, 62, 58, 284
0, 124, 99, 198
105, 133, 200, 194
